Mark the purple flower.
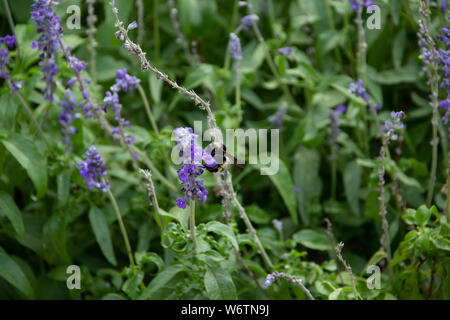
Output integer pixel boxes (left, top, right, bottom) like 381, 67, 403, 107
0, 35, 16, 49
264, 274, 275, 287
348, 79, 369, 102
173, 127, 216, 209
112, 68, 139, 92
278, 46, 292, 57
0, 36, 22, 93
77, 146, 110, 192
127, 21, 138, 31
241, 14, 259, 29
103, 69, 138, 144
269, 103, 288, 128
228, 33, 242, 60
381, 111, 405, 141
58, 90, 79, 151
30, 0, 63, 102
329, 105, 347, 148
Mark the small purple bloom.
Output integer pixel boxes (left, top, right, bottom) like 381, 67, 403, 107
228, 33, 242, 60
329, 105, 347, 148
349, 0, 376, 11
58, 90, 79, 151
278, 46, 292, 57
264, 274, 275, 287
348, 79, 369, 102
381, 111, 405, 141
241, 14, 259, 29
77, 146, 110, 192
127, 21, 138, 30
269, 104, 288, 128
0, 35, 16, 49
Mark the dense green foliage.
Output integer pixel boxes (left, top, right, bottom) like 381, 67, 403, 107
0, 0, 449, 300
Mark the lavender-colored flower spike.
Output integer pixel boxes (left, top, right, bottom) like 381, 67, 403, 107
269, 103, 288, 128
381, 111, 405, 141
278, 46, 292, 57
77, 146, 110, 192
0, 35, 22, 93
264, 274, 275, 287
348, 79, 369, 102
241, 14, 259, 29
103, 69, 138, 144
173, 127, 216, 209
30, 0, 63, 102
228, 33, 242, 60
329, 105, 347, 148
58, 90, 79, 151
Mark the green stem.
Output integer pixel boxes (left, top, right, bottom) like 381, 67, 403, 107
325, 0, 342, 65
427, 111, 439, 206
224, 0, 240, 71
190, 198, 196, 251
267, 0, 276, 37
234, 62, 240, 111
106, 187, 135, 267
137, 84, 159, 133
331, 148, 337, 200
153, 0, 160, 65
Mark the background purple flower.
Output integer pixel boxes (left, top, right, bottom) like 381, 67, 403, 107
30, 0, 63, 102
58, 90, 79, 151
278, 46, 292, 57
228, 33, 242, 60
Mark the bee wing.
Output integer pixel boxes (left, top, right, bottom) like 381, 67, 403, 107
223, 151, 245, 168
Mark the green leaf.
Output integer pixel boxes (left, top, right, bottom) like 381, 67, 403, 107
139, 264, 185, 299
293, 147, 322, 225
431, 236, 450, 251
343, 161, 362, 215
0, 250, 34, 298
135, 252, 164, 271
258, 158, 298, 224
415, 205, 431, 227
204, 267, 237, 300
1, 133, 47, 198
205, 221, 239, 250
369, 65, 420, 85
148, 73, 163, 103
392, 30, 406, 69
245, 205, 270, 224
183, 64, 214, 90
56, 170, 70, 208
102, 293, 127, 300
0, 191, 24, 237
88, 206, 117, 266
293, 229, 331, 251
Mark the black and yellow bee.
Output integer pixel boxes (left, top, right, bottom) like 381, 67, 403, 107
205, 142, 245, 173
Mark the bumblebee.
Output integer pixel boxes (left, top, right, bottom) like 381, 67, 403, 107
205, 142, 245, 173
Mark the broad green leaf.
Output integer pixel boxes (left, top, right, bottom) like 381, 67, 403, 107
343, 161, 362, 215
204, 267, 237, 300
2, 133, 47, 198
0, 191, 24, 237
160, 206, 189, 231
88, 206, 117, 266
135, 252, 164, 271
415, 205, 431, 227
431, 236, 450, 251
245, 205, 270, 224
56, 170, 70, 208
183, 64, 214, 90
369, 65, 419, 85
293, 229, 331, 251
293, 147, 322, 225
393, 30, 406, 69
328, 288, 344, 300
205, 221, 239, 250
139, 264, 185, 299
0, 250, 34, 298
148, 73, 163, 103
258, 158, 298, 224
